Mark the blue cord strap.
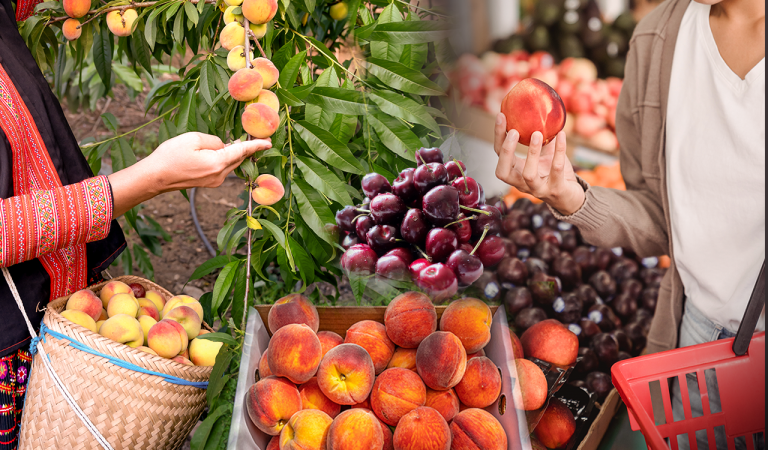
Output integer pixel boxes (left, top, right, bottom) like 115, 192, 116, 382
32, 322, 209, 389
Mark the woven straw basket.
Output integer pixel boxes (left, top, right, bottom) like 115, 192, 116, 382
18, 276, 213, 450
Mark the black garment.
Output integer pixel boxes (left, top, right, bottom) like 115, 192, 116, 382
0, 8, 126, 358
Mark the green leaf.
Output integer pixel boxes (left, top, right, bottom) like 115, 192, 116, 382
249, 239, 269, 281
176, 87, 197, 132
92, 23, 112, 90
349, 274, 367, 305
189, 405, 228, 450
288, 235, 315, 286
189, 255, 235, 281
305, 67, 339, 129
197, 332, 239, 346
291, 178, 335, 246
305, 87, 372, 115
329, 113, 358, 144
278, 50, 307, 89
130, 32, 153, 75
371, 162, 397, 182
304, 36, 338, 65
368, 21, 452, 44
366, 57, 445, 96
199, 61, 216, 106
113, 64, 144, 92
295, 156, 353, 205
145, 9, 162, 49
257, 219, 286, 249
370, 3, 403, 62
212, 261, 239, 318
205, 346, 235, 407
133, 244, 154, 280
294, 121, 365, 174
276, 88, 304, 107
367, 113, 420, 162
173, 7, 185, 44
111, 138, 138, 171
369, 91, 441, 134
184, 1, 199, 25
101, 113, 119, 132
300, 0, 316, 15
399, 43, 428, 70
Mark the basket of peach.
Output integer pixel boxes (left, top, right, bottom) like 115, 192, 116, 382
19, 276, 221, 450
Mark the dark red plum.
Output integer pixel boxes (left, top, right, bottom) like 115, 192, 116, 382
640, 287, 659, 312
574, 284, 600, 309
589, 270, 617, 299
552, 255, 582, 290
511, 198, 535, 215
552, 292, 583, 324
620, 279, 643, 299
525, 257, 549, 275
575, 347, 599, 375
510, 229, 537, 249
502, 210, 532, 235
586, 372, 613, 401
590, 333, 619, 369
528, 271, 561, 306
577, 318, 601, 346
533, 241, 560, 264
514, 307, 547, 333
612, 292, 638, 320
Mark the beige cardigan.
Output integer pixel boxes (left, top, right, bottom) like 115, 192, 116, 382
553, 0, 692, 354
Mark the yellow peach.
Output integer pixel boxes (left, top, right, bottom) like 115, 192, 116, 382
279, 409, 333, 450
247, 376, 303, 436
62, 18, 82, 40
96, 320, 105, 330
228, 68, 263, 102
219, 21, 246, 51
61, 310, 98, 333
98, 308, 108, 321
172, 355, 194, 366
162, 295, 203, 320
144, 290, 166, 313
66, 289, 102, 321
252, 57, 279, 88
224, 0, 243, 6
138, 315, 157, 346
223, 5, 243, 24
252, 89, 279, 112
242, 103, 280, 139
241, 0, 277, 25
137, 298, 160, 321
107, 293, 140, 318
189, 335, 224, 367
106, 9, 137, 37
63, 0, 89, 19
99, 314, 143, 347
329, 2, 348, 21
227, 46, 254, 72
136, 346, 158, 356
249, 22, 268, 39
164, 305, 202, 340
252, 174, 285, 206
99, 280, 133, 309
147, 319, 188, 358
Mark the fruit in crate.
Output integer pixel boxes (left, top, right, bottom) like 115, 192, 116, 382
514, 358, 547, 411
371, 368, 427, 426
393, 406, 451, 450
279, 409, 333, 450
317, 343, 376, 405
344, 320, 395, 375
247, 376, 303, 435
416, 331, 467, 391
327, 409, 384, 450
449, 408, 508, 450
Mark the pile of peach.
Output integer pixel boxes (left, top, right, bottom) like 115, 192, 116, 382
61, 0, 138, 40
451, 51, 622, 152
62, 280, 222, 367
247, 293, 515, 450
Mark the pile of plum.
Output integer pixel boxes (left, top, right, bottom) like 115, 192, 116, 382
336, 147, 506, 301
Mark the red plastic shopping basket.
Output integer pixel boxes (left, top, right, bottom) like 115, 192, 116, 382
612, 262, 766, 450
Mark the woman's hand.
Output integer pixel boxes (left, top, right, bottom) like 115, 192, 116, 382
109, 132, 272, 217
493, 113, 585, 216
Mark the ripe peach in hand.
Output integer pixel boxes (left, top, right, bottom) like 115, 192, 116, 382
387, 348, 417, 372
219, 21, 246, 50
449, 408, 508, 450
327, 408, 384, 450
252, 57, 279, 88
137, 299, 160, 321
251, 174, 285, 206
106, 9, 137, 37
189, 331, 224, 366
107, 293, 140, 318
500, 78, 566, 146
164, 305, 202, 340
242, 103, 280, 139
228, 68, 263, 102
454, 356, 501, 408
138, 315, 157, 345
279, 409, 333, 450
62, 18, 82, 40
241, 0, 277, 24
439, 298, 492, 354
317, 343, 375, 405
425, 388, 460, 423
66, 289, 102, 321
299, 378, 341, 418
268, 323, 322, 384
416, 331, 467, 391
384, 291, 437, 349
99, 314, 144, 347
393, 407, 451, 450
268, 293, 319, 333
345, 320, 395, 374
521, 319, 578, 366
246, 376, 303, 436
250, 89, 279, 112
63, 0, 89, 18
99, 280, 133, 308
147, 319, 188, 358
514, 358, 547, 411
533, 398, 576, 449
61, 310, 98, 333
370, 368, 426, 426
227, 46, 254, 72
317, 331, 343, 357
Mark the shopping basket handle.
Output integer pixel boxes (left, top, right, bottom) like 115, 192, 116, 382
733, 260, 765, 356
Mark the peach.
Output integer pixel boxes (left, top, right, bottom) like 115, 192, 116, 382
223, 5, 243, 24
415, 331, 467, 391
107, 293, 140, 318
144, 290, 166, 313
299, 378, 341, 418
439, 298, 492, 354
425, 388, 459, 423
509, 328, 524, 359
280, 409, 333, 450
62, 18, 82, 40
329, 1, 348, 21
138, 315, 157, 345
268, 323, 322, 384
61, 310, 98, 333
147, 319, 188, 358
98, 308, 108, 321
454, 356, 501, 409
99, 280, 132, 308
351, 397, 371, 410
252, 57, 279, 88
227, 46, 254, 72
500, 78, 566, 146
467, 349, 485, 360
370, 368, 426, 426
137, 299, 159, 321
252, 174, 285, 206
164, 305, 202, 340
393, 407, 451, 450
219, 21, 245, 50
136, 346, 158, 356
449, 409, 508, 450
268, 293, 319, 333
189, 334, 223, 366
514, 358, 547, 411
379, 418, 394, 450
252, 89, 279, 112
259, 350, 273, 378
228, 68, 263, 102
162, 295, 204, 321
530, 436, 548, 450
99, 314, 143, 348
249, 22, 268, 39
384, 291, 437, 349
224, 0, 243, 6
345, 320, 395, 375
106, 9, 137, 37
241, 0, 277, 25
266, 436, 280, 450
242, 103, 279, 139
520, 319, 578, 366
96, 320, 105, 330
317, 343, 375, 405
533, 398, 576, 449
246, 376, 303, 436
66, 289, 102, 321
387, 348, 417, 372
172, 355, 194, 366
63, 0, 89, 18
327, 408, 384, 450
317, 331, 343, 357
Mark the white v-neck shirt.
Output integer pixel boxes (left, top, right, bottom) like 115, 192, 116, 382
666, 1, 765, 333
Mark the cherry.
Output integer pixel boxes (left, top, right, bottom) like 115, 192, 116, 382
493, 199, 508, 215
552, 292, 583, 324
575, 284, 600, 309
501, 237, 518, 259
384, 247, 413, 265
496, 257, 528, 286
510, 229, 537, 248
400, 209, 429, 245
376, 254, 410, 281
409, 258, 430, 278
528, 271, 561, 305
413, 163, 448, 195
470, 205, 502, 238
560, 229, 578, 252
446, 249, 484, 286
458, 243, 474, 253
593, 247, 613, 270
365, 225, 398, 255
533, 241, 559, 264
370, 193, 406, 225
477, 183, 486, 205
445, 159, 466, 182
473, 235, 506, 268
415, 263, 458, 301
393, 168, 418, 203
342, 234, 359, 250
341, 244, 377, 275
362, 173, 392, 199
525, 257, 549, 275
504, 286, 533, 315
335, 205, 358, 232
501, 210, 532, 235
425, 228, 458, 262
552, 254, 582, 290
355, 215, 374, 245
535, 227, 562, 246
451, 177, 481, 209
511, 198, 535, 215
589, 270, 617, 299
416, 147, 444, 166
422, 185, 460, 226
449, 213, 473, 243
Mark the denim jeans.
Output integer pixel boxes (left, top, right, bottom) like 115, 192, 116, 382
671, 301, 764, 450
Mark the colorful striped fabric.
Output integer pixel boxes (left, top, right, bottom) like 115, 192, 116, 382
0, 349, 31, 450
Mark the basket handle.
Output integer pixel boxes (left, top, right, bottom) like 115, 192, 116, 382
1, 267, 115, 450
733, 260, 765, 356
